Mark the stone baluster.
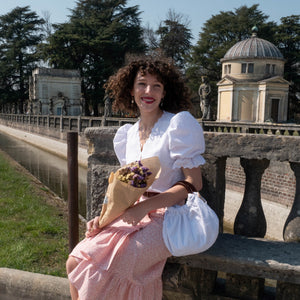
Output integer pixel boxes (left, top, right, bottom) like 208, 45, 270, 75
234, 158, 270, 237
283, 162, 300, 242
230, 158, 270, 299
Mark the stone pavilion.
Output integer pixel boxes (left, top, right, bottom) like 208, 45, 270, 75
28, 68, 82, 116
217, 27, 289, 123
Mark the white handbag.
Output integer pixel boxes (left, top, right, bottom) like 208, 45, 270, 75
162, 190, 219, 257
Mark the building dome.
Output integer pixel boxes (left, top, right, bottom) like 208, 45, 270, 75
221, 29, 284, 62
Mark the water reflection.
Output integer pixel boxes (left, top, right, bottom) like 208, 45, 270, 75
0, 131, 87, 217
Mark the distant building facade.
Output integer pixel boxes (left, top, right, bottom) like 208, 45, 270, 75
29, 68, 82, 116
217, 27, 289, 123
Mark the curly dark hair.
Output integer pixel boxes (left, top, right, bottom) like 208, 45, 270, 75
104, 55, 192, 114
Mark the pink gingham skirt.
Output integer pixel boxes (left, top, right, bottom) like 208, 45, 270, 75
68, 208, 171, 300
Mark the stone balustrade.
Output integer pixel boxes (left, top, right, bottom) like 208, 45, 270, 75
84, 127, 300, 299
1, 113, 300, 298
1, 113, 300, 137
202, 120, 300, 136
0, 113, 137, 131
0, 114, 136, 147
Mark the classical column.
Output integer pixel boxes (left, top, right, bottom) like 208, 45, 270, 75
283, 162, 300, 242
234, 158, 270, 237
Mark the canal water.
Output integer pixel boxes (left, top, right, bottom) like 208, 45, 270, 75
0, 131, 87, 217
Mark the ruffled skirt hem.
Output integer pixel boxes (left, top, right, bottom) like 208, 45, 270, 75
68, 209, 171, 300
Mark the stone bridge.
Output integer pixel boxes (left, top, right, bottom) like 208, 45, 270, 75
1, 113, 300, 299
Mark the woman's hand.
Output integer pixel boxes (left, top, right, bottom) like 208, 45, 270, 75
85, 216, 101, 238
121, 203, 147, 226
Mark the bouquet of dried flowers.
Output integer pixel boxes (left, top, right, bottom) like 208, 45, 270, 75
98, 156, 161, 228
117, 160, 152, 187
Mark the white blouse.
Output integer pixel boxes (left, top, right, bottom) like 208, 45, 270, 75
113, 111, 206, 192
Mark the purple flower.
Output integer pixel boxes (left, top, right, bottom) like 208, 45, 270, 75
133, 174, 143, 180
141, 166, 149, 173
118, 160, 152, 188
131, 166, 138, 172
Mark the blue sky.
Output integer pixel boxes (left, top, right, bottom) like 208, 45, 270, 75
0, 0, 299, 44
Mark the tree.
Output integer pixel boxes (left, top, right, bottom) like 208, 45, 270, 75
42, 0, 146, 116
186, 4, 277, 116
0, 6, 45, 113
275, 15, 300, 121
143, 23, 159, 55
41, 10, 54, 39
156, 9, 192, 68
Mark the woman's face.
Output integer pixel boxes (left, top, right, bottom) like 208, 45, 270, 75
131, 71, 165, 115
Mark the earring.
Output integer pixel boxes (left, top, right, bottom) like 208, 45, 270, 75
160, 98, 164, 108
131, 96, 134, 104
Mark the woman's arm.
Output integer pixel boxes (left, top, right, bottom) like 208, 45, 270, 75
181, 166, 203, 191
121, 166, 203, 225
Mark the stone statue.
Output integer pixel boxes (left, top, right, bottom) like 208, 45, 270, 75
80, 96, 86, 116
62, 97, 69, 116
104, 93, 112, 117
39, 101, 42, 115
49, 98, 53, 115
198, 76, 211, 120
63, 99, 67, 115
23, 102, 27, 114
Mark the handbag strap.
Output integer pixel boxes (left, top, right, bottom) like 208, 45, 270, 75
172, 180, 197, 193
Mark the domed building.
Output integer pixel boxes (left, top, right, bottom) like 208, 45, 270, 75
217, 27, 290, 123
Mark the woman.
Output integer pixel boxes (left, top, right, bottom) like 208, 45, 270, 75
66, 56, 206, 300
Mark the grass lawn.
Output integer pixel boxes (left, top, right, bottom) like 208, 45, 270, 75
0, 149, 85, 278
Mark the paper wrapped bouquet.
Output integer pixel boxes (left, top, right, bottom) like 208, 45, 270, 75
98, 156, 161, 228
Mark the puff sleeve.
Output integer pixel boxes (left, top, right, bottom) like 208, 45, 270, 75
168, 111, 205, 169
113, 124, 133, 166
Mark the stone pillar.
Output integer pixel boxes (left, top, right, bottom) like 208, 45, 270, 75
234, 158, 270, 237
201, 154, 226, 231
283, 162, 300, 242
84, 127, 118, 220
